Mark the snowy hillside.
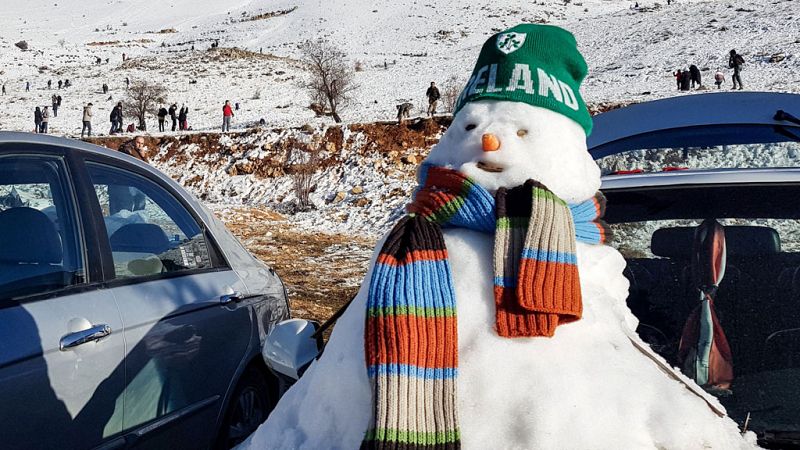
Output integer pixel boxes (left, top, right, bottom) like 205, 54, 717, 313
0, 0, 797, 135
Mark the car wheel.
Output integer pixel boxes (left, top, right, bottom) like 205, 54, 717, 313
217, 366, 275, 449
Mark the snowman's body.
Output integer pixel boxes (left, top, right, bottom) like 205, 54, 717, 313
243, 232, 754, 449
242, 101, 756, 449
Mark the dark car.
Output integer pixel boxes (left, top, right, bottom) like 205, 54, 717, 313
590, 92, 800, 448
0, 132, 290, 449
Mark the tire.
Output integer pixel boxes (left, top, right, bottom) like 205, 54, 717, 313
216, 366, 275, 449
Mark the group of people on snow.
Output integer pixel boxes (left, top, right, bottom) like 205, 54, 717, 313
674, 49, 745, 92
674, 65, 703, 91
31, 94, 63, 134
33, 106, 50, 134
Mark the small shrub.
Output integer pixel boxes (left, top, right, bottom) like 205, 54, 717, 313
441, 75, 464, 113
286, 146, 321, 210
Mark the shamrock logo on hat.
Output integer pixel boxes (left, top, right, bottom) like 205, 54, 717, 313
496, 32, 526, 55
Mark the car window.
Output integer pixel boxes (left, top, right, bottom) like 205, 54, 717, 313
0, 155, 85, 301
86, 162, 212, 280
605, 186, 800, 438
594, 125, 800, 174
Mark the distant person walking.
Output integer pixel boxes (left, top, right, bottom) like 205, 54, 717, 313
51, 94, 59, 117
179, 105, 188, 131
714, 69, 725, 89
1, 84, 5, 95
82, 103, 93, 138
425, 81, 440, 117
157, 105, 168, 132
40, 106, 50, 133
47, 79, 52, 90
58, 80, 63, 89
110, 102, 122, 134
729, 49, 744, 90
680, 67, 691, 91
125, 77, 130, 89
25, 81, 30, 92
674, 68, 682, 91
34, 107, 42, 133
102, 83, 109, 94
689, 64, 701, 89
168, 103, 178, 131
114, 102, 123, 133
222, 100, 234, 132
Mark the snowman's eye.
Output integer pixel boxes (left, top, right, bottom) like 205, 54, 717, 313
465, 124, 477, 131
517, 129, 528, 137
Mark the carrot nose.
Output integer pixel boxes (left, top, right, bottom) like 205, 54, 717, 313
482, 133, 501, 152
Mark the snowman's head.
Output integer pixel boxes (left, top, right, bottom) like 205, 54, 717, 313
424, 24, 599, 202
425, 99, 600, 203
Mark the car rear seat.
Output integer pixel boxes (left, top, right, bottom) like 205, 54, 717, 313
623, 228, 697, 363
625, 225, 784, 374
722, 226, 783, 376
109, 223, 171, 255
0, 207, 65, 290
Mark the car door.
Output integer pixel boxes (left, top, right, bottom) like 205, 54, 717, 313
81, 159, 253, 447
0, 151, 126, 449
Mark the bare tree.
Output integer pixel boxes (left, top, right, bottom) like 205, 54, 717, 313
442, 75, 465, 113
123, 80, 167, 131
298, 40, 356, 123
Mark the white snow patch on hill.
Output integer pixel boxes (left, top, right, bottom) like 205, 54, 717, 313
0, 0, 797, 135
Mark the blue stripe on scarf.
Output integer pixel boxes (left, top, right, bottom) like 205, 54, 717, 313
368, 364, 458, 379
493, 276, 518, 288
520, 249, 578, 264
368, 260, 457, 309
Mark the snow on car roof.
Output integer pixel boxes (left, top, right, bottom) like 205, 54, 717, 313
601, 167, 800, 190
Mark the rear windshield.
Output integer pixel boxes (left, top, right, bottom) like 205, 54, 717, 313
594, 124, 800, 175
605, 183, 800, 440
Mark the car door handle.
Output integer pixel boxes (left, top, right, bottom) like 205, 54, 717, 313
60, 324, 112, 351
219, 291, 243, 305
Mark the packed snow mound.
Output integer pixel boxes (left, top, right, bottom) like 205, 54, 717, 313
242, 231, 756, 449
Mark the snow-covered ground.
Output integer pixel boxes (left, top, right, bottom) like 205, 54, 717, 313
0, 0, 798, 135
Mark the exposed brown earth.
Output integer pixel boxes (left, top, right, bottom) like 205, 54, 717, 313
217, 206, 375, 323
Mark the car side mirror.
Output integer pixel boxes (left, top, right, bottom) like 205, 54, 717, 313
262, 319, 322, 380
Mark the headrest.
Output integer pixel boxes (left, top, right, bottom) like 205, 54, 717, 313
652, 225, 780, 259
0, 207, 63, 264
724, 226, 780, 256
651, 227, 695, 259
109, 223, 170, 255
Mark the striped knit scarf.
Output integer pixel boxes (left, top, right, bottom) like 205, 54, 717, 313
363, 165, 609, 450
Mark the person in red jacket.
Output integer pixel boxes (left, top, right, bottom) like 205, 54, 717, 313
222, 100, 234, 132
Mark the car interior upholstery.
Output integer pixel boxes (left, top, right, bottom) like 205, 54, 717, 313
624, 223, 791, 375
0, 206, 67, 292
109, 223, 172, 276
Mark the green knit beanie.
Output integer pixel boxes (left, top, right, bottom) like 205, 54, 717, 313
454, 24, 592, 135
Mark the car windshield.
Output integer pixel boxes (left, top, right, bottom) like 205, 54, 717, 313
594, 124, 800, 175
604, 183, 800, 441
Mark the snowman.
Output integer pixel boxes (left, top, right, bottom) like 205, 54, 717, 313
243, 24, 756, 450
